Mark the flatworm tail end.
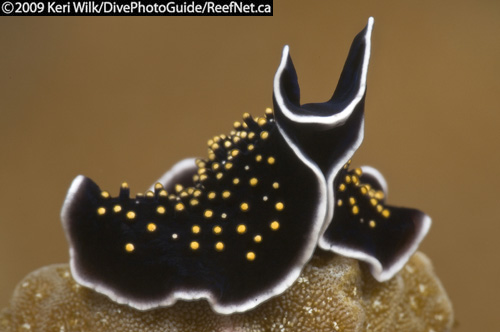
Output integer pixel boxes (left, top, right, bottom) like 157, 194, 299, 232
321, 166, 431, 282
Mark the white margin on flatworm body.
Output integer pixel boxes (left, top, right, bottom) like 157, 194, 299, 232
62, 159, 328, 314
360, 165, 389, 197
321, 214, 431, 282
147, 157, 198, 192
273, 17, 374, 128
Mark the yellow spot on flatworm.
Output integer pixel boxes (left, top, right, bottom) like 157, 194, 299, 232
254, 235, 262, 243
157, 206, 166, 214
345, 175, 351, 184
194, 190, 202, 197
352, 175, 359, 184
273, 182, 280, 189
224, 141, 232, 148
190, 199, 199, 206
240, 202, 249, 211
198, 168, 207, 175
222, 190, 231, 199
216, 172, 223, 180
233, 178, 240, 185
101, 191, 110, 199
246, 252, 256, 261
113, 205, 122, 213
147, 223, 157, 232
159, 190, 168, 197
212, 163, 220, 170
215, 242, 224, 251
231, 149, 239, 157
97, 207, 106, 215
146, 191, 154, 198
352, 206, 359, 215
265, 107, 273, 115
125, 243, 135, 252
339, 183, 346, 191
249, 178, 258, 186
175, 184, 183, 193
337, 199, 343, 207
243, 112, 251, 119
267, 156, 275, 164
275, 202, 284, 211
190, 241, 199, 250
256, 155, 262, 162
376, 205, 383, 212
237, 224, 247, 233
234, 121, 241, 128
354, 168, 363, 176
225, 163, 233, 170
270, 221, 280, 230
349, 197, 356, 205
207, 139, 214, 146
175, 203, 185, 212
248, 144, 254, 151
126, 211, 136, 219
369, 220, 376, 228
208, 192, 216, 200
121, 182, 129, 189
375, 191, 385, 200
211, 143, 220, 150
155, 183, 163, 190
248, 132, 255, 139
260, 131, 269, 139
199, 174, 208, 181
204, 209, 214, 218
370, 198, 378, 206
213, 226, 222, 234
360, 186, 368, 195
382, 209, 390, 218
192, 225, 201, 234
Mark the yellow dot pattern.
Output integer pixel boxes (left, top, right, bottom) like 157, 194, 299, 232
95, 110, 288, 263
334, 167, 392, 230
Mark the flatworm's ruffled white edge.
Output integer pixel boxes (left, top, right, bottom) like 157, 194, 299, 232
322, 214, 431, 282
62, 150, 328, 314
147, 157, 198, 192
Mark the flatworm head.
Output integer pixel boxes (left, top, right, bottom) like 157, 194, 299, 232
273, 18, 373, 236
62, 109, 327, 314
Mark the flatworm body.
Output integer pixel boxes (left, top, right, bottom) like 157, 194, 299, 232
61, 17, 431, 314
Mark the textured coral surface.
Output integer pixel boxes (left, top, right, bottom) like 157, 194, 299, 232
1, 252, 453, 332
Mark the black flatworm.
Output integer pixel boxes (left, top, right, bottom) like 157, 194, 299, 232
61, 17, 431, 314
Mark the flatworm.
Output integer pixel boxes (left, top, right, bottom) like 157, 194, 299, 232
61, 17, 431, 314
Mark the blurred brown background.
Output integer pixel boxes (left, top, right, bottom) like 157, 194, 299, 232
1, 1, 499, 330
